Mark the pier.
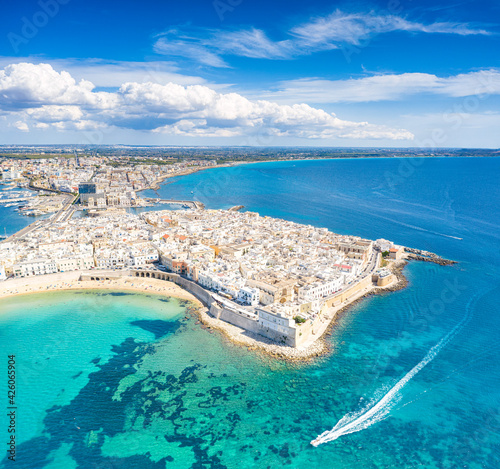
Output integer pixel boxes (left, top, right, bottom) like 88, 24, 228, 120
143, 198, 205, 210
0, 197, 33, 204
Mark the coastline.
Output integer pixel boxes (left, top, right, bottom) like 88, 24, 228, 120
146, 162, 238, 191
143, 154, 495, 194
189, 260, 411, 362
0, 265, 408, 362
312, 259, 410, 358
0, 253, 453, 364
0, 273, 203, 306
1, 159, 455, 362
1, 156, 458, 363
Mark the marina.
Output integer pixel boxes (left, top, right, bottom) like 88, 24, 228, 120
0, 155, 498, 469
142, 197, 205, 209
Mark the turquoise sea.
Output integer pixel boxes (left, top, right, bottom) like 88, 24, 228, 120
1, 157, 499, 468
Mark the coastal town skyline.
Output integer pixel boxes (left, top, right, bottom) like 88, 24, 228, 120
1, 150, 497, 467
0, 151, 453, 360
1, 1, 499, 468
1, 0, 500, 147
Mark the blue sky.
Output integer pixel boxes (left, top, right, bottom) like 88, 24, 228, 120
1, 0, 499, 147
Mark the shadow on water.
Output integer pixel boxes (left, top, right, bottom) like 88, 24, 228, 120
130, 319, 180, 339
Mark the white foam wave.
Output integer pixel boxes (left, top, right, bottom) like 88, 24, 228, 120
311, 297, 475, 446
390, 219, 463, 240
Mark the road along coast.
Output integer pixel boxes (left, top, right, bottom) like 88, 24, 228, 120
191, 261, 411, 362
0, 253, 452, 362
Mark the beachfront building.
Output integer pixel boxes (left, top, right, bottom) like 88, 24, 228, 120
298, 277, 343, 302
1, 205, 385, 347
56, 257, 95, 272
145, 209, 380, 344
389, 246, 404, 260
237, 286, 260, 306
13, 258, 58, 277
257, 307, 296, 336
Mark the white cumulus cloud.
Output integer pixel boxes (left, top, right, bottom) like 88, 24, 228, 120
259, 70, 500, 104
13, 120, 29, 131
0, 62, 414, 141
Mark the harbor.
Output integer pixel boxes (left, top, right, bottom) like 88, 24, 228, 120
142, 197, 205, 210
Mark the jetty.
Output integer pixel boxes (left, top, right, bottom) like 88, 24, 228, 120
143, 198, 205, 210
0, 197, 33, 204
404, 247, 457, 266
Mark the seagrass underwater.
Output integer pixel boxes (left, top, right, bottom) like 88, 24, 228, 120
0, 157, 499, 468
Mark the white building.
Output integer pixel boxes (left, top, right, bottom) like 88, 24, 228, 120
257, 308, 295, 334
56, 257, 95, 272
131, 248, 159, 266
13, 258, 57, 277
198, 271, 217, 290
237, 286, 260, 306
298, 277, 343, 302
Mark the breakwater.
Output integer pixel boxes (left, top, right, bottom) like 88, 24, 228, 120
143, 198, 205, 209
404, 247, 457, 266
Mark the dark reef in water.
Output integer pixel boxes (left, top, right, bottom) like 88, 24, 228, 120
156, 297, 171, 303
130, 319, 180, 339
5, 326, 252, 469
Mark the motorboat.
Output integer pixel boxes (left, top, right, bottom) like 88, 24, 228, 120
310, 437, 321, 447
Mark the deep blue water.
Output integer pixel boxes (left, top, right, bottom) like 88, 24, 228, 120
1, 157, 499, 468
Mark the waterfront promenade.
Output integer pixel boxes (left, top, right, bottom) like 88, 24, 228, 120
0, 254, 403, 360
0, 270, 201, 304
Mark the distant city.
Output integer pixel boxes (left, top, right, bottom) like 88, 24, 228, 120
1, 145, 498, 163
0, 148, 452, 353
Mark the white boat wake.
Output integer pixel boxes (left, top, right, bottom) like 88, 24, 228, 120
311, 296, 476, 447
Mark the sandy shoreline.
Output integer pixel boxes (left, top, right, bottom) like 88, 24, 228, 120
1, 158, 454, 362
0, 273, 202, 305
0, 272, 327, 360
0, 262, 410, 362
146, 163, 237, 191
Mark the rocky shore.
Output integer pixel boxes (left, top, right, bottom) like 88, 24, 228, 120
404, 247, 457, 265
317, 259, 409, 349
185, 260, 412, 363
190, 305, 329, 362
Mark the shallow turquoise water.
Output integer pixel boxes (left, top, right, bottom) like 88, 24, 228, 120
1, 157, 499, 468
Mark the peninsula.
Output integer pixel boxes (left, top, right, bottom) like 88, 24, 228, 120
0, 202, 426, 359
0, 153, 455, 359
